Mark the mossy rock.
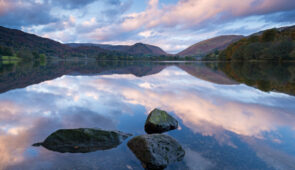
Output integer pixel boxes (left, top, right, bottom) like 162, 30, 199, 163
33, 128, 132, 153
145, 108, 178, 134
127, 134, 185, 170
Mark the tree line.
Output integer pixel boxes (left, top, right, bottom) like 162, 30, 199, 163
96, 52, 197, 61
0, 45, 47, 62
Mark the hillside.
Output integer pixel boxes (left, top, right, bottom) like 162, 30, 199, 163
67, 42, 167, 56
0, 26, 69, 57
208, 25, 295, 60
0, 26, 107, 58
178, 35, 244, 57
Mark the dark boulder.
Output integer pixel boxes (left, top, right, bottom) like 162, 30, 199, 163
145, 108, 178, 134
127, 134, 185, 170
33, 128, 132, 153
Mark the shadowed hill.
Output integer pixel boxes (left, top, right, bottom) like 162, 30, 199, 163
0, 26, 69, 57
0, 26, 107, 58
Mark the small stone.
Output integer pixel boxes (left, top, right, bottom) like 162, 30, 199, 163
144, 108, 178, 134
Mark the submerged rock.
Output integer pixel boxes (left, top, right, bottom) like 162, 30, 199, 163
144, 108, 178, 134
33, 128, 132, 153
127, 134, 185, 170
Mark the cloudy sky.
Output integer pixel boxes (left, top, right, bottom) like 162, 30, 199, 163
0, 0, 295, 53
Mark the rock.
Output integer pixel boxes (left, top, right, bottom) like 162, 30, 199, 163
144, 108, 178, 134
33, 128, 132, 153
127, 134, 185, 170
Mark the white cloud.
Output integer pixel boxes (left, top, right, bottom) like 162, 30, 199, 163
6, 0, 295, 53
138, 30, 154, 38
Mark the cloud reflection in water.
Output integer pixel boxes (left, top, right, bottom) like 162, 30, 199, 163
0, 66, 295, 169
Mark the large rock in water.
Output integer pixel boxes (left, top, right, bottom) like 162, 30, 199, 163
145, 108, 178, 134
127, 134, 185, 170
33, 128, 132, 153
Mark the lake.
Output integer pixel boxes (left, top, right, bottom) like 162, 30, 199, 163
1, 60, 295, 170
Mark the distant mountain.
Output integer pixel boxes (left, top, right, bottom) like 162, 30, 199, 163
126, 43, 167, 56
67, 43, 128, 52
178, 35, 244, 57
67, 42, 167, 56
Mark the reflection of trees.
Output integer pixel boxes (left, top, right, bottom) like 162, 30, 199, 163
0, 60, 168, 93
214, 62, 295, 95
2, 60, 295, 96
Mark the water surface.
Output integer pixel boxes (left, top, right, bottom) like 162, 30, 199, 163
1, 61, 295, 170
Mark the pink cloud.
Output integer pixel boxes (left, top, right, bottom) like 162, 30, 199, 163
121, 0, 295, 31
0, 0, 14, 15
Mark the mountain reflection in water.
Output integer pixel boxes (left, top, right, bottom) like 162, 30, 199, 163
0, 61, 295, 169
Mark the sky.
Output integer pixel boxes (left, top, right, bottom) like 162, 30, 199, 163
0, 0, 295, 53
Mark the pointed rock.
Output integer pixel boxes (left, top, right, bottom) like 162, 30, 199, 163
144, 108, 178, 134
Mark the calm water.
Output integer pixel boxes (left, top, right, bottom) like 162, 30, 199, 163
1, 61, 295, 170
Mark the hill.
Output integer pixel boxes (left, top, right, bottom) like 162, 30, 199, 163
67, 42, 167, 56
0, 26, 108, 59
0, 26, 167, 60
126, 43, 167, 56
207, 25, 295, 60
178, 35, 244, 57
